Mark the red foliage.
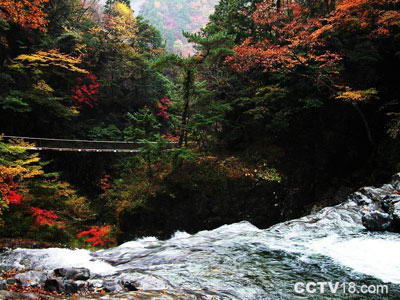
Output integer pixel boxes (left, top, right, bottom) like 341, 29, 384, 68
30, 207, 59, 226
76, 225, 112, 247
156, 97, 173, 120
100, 175, 111, 192
71, 74, 100, 108
0, 174, 18, 201
5, 191, 23, 205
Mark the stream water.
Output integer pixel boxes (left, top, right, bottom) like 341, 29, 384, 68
1, 189, 400, 298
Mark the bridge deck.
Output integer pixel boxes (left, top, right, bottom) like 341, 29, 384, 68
3, 136, 175, 153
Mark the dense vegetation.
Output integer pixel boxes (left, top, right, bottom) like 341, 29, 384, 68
136, 0, 219, 55
0, 0, 399, 247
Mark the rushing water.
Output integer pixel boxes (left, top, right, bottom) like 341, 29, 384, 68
1, 194, 400, 298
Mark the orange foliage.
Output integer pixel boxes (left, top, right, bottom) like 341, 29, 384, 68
227, 0, 399, 85
163, 135, 180, 143
226, 0, 341, 83
307, 0, 400, 39
76, 225, 112, 247
0, 0, 49, 31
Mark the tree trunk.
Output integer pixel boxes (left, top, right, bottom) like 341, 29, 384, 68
179, 68, 193, 147
352, 102, 373, 145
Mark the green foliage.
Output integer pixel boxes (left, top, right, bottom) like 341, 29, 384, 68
124, 108, 161, 141
0, 91, 31, 113
88, 124, 122, 140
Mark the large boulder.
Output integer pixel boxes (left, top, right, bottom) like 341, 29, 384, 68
351, 173, 400, 233
64, 280, 78, 294
358, 187, 387, 202
15, 271, 47, 287
102, 280, 123, 292
53, 267, 90, 280
391, 173, 400, 190
120, 279, 138, 291
361, 211, 393, 231
381, 194, 400, 212
44, 278, 65, 293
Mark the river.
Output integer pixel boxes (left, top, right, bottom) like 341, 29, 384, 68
1, 180, 400, 299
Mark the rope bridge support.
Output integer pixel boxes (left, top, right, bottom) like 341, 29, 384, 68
2, 136, 176, 153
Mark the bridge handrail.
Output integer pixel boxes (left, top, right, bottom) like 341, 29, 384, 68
2, 135, 178, 144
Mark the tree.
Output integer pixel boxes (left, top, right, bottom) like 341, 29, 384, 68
0, 49, 90, 135
152, 54, 197, 146
204, 0, 262, 44
0, 137, 93, 241
103, 1, 136, 44
226, 0, 341, 91
0, 138, 43, 220
71, 73, 100, 108
105, 0, 130, 10
0, 0, 49, 31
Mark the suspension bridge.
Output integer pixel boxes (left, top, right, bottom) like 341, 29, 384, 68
2, 135, 176, 153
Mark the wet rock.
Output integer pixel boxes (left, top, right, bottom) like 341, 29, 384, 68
0, 290, 54, 299
64, 280, 78, 294
6, 278, 18, 285
362, 211, 393, 231
15, 270, 47, 287
102, 279, 123, 292
391, 173, 400, 190
350, 192, 373, 205
120, 279, 138, 291
358, 187, 388, 202
393, 202, 400, 219
44, 278, 65, 293
54, 267, 90, 280
381, 194, 400, 212
87, 279, 103, 289
381, 183, 394, 191
75, 280, 88, 289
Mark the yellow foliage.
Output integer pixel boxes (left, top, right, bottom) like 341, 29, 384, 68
113, 2, 132, 17
16, 50, 88, 74
64, 195, 94, 221
104, 2, 137, 44
34, 80, 54, 93
336, 88, 378, 102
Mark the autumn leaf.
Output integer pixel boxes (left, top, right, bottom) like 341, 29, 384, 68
0, 0, 49, 31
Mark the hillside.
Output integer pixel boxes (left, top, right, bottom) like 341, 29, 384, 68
136, 0, 219, 55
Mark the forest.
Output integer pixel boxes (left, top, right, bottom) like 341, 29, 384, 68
0, 0, 399, 250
